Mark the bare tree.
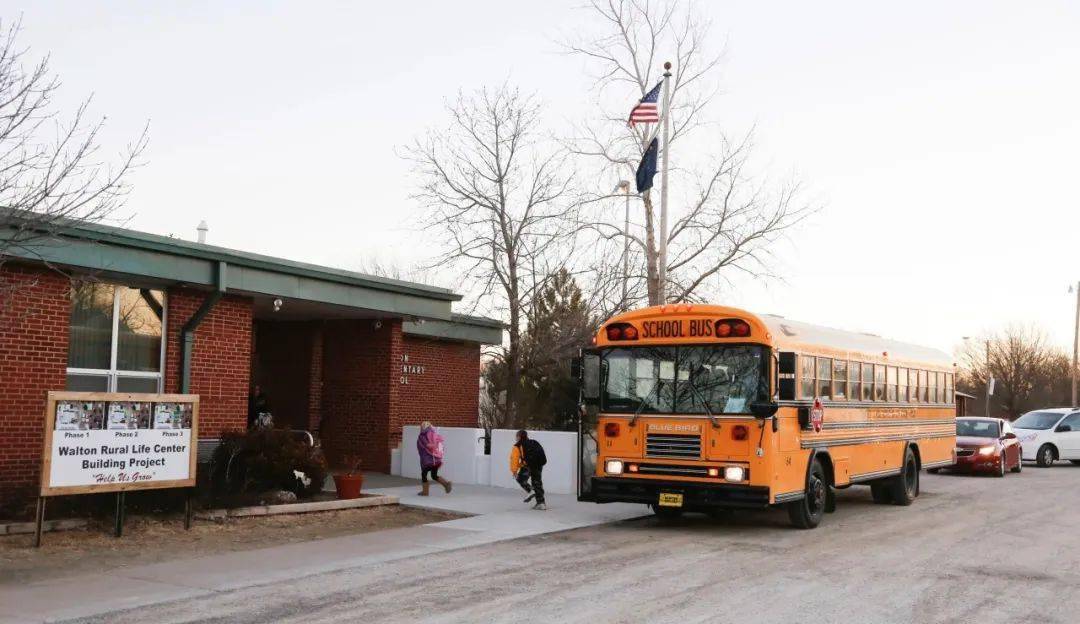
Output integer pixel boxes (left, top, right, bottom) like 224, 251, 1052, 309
406, 85, 574, 424
564, 0, 814, 306
958, 325, 1071, 418
0, 19, 148, 277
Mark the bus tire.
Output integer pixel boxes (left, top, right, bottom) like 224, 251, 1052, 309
887, 447, 919, 506
651, 504, 683, 521
870, 483, 893, 504
927, 468, 941, 474
787, 459, 827, 529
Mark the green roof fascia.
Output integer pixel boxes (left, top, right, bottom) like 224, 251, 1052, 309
403, 314, 504, 345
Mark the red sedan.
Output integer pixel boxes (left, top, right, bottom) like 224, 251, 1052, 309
947, 417, 1022, 477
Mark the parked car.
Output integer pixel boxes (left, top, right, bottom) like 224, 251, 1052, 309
1012, 408, 1080, 467
946, 417, 1022, 477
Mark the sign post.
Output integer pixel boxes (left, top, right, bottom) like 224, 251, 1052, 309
36, 391, 199, 546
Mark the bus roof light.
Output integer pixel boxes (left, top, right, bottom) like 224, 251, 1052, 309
733, 321, 750, 337
606, 325, 622, 341
716, 321, 732, 337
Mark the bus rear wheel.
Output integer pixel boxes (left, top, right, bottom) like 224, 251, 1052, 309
787, 459, 827, 529
887, 447, 919, 506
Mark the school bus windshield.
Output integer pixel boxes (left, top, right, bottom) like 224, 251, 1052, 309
601, 345, 769, 415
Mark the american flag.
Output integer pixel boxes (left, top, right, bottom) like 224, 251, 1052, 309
628, 81, 663, 126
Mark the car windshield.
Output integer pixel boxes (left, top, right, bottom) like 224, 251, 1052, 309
601, 345, 768, 415
1012, 411, 1065, 430
956, 419, 1000, 438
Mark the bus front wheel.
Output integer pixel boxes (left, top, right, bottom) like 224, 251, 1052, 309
787, 459, 827, 529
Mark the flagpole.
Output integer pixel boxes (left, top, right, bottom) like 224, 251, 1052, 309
657, 61, 672, 304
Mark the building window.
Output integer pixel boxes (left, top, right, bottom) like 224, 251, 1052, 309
67, 283, 165, 393
833, 360, 848, 400
817, 357, 833, 399
800, 355, 815, 399
849, 362, 861, 402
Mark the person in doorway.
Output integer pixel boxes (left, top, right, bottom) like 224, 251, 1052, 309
514, 430, 547, 510
509, 438, 533, 502
247, 384, 270, 429
417, 421, 452, 496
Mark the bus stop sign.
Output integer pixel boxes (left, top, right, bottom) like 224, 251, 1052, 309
811, 398, 825, 433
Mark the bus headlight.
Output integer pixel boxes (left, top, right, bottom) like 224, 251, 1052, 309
605, 459, 624, 475
724, 466, 746, 482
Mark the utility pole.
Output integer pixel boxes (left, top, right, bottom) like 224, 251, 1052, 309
657, 61, 672, 304
1073, 281, 1079, 406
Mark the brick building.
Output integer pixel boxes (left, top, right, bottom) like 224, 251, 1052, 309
0, 217, 501, 515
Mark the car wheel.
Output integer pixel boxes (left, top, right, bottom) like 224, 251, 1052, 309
651, 504, 683, 521
1036, 444, 1056, 468
887, 447, 919, 505
995, 455, 1006, 478
1012, 454, 1023, 473
787, 459, 827, 529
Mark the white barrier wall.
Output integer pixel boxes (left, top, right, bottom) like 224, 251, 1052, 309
399, 425, 485, 485
392, 426, 578, 495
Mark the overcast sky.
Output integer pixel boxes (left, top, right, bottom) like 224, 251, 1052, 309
9, 1, 1080, 355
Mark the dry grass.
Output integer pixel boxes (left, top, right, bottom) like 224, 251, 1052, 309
0, 505, 462, 585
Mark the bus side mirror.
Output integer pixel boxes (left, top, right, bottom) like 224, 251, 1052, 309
750, 401, 779, 418
570, 356, 582, 380
778, 352, 797, 401
581, 352, 601, 405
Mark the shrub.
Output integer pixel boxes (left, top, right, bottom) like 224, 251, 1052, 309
209, 429, 327, 499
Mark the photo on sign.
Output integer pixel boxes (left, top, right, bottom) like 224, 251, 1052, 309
54, 401, 106, 431
107, 402, 151, 430
153, 402, 192, 430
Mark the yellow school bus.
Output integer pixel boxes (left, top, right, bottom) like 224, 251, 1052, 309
574, 304, 955, 528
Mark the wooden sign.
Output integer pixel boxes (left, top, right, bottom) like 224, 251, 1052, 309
40, 391, 199, 496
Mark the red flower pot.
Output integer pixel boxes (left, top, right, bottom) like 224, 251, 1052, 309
333, 473, 364, 499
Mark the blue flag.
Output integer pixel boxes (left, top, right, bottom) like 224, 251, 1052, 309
635, 138, 658, 193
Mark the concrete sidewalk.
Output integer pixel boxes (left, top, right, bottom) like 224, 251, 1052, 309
0, 478, 647, 623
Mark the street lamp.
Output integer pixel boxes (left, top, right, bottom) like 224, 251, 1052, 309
962, 336, 992, 418
613, 180, 632, 304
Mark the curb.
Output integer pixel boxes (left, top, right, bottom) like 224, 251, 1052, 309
196, 494, 399, 519
1, 518, 88, 536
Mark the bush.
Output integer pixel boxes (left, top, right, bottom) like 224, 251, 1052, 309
209, 429, 327, 500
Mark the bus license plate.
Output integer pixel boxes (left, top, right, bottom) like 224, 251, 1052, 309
658, 492, 683, 507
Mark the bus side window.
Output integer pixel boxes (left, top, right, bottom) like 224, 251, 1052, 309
861, 362, 873, 401
909, 369, 919, 403
800, 355, 815, 399
817, 357, 833, 399
849, 362, 861, 401
929, 371, 939, 403
886, 366, 897, 402
946, 373, 954, 404
919, 370, 929, 402
833, 360, 848, 400
873, 364, 886, 401
898, 368, 909, 403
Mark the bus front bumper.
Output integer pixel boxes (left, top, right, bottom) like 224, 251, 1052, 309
588, 477, 772, 510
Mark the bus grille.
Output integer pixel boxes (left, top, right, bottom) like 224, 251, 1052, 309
646, 433, 701, 459
636, 463, 709, 477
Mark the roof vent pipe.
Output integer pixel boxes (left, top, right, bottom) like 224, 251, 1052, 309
197, 220, 209, 244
